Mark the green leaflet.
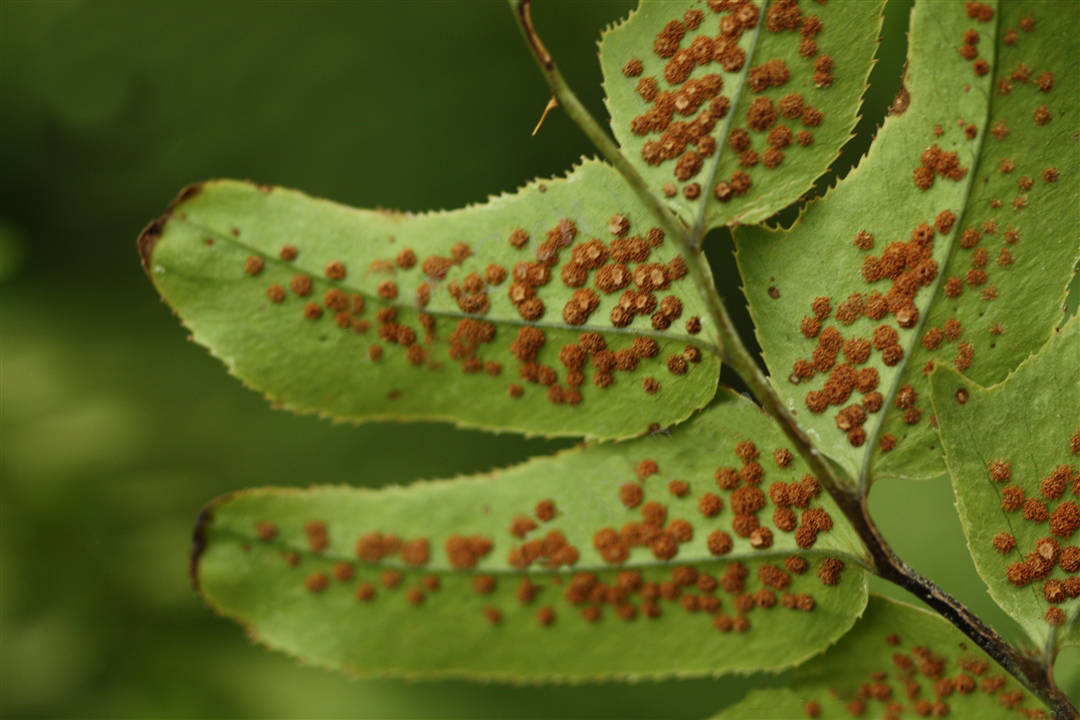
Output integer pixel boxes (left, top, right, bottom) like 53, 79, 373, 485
719, 595, 1044, 719
873, 0, 1080, 483
599, 0, 881, 235
738, 0, 1079, 483
931, 316, 1080, 651
194, 390, 869, 679
140, 159, 719, 440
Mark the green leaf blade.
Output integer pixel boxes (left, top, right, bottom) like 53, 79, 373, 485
738, 0, 1079, 482
141, 160, 720, 440
720, 595, 1045, 718
600, 0, 882, 232
931, 316, 1080, 650
872, 0, 1080, 483
194, 391, 869, 680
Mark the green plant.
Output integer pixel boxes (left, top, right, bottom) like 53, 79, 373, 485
138, 0, 1078, 716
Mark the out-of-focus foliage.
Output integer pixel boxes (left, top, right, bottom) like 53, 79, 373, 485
0, 1, 1076, 717
0, 219, 25, 285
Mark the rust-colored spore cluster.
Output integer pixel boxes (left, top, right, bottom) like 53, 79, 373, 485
305, 520, 329, 552
913, 144, 969, 191
995, 434, 1080, 625
626, 0, 830, 200
444, 535, 494, 569
501, 498, 577, 572
554, 551, 833, 631
241, 194, 709, 409
256, 434, 853, 632
958, 20, 994, 78
505, 214, 702, 401
355, 531, 432, 567
797, 626, 1043, 718
793, 26, 1062, 443
591, 441, 838, 573
788, 214, 952, 445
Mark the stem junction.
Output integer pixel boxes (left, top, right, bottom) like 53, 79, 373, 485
509, 2, 1076, 716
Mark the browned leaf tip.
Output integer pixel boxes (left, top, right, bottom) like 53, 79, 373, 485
137, 215, 168, 274
138, 182, 204, 273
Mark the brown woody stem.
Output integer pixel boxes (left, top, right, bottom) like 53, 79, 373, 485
509, 2, 1077, 717
508, 0, 692, 244
507, 0, 733, 366
718, 295, 1076, 718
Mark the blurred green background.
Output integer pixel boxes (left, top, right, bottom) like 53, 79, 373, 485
0, 1, 1075, 717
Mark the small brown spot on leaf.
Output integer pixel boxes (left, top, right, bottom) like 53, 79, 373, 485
535, 499, 556, 522
325, 261, 346, 281
266, 285, 286, 303
305, 572, 329, 593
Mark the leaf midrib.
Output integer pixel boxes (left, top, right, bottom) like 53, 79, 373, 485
936, 356, 1079, 651
942, 371, 1054, 635
167, 213, 724, 355
690, 0, 767, 244
206, 525, 873, 575
858, 7, 1000, 491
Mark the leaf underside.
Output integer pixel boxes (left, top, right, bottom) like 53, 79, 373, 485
599, 0, 882, 233
144, 0, 1080, 695
932, 316, 1080, 651
141, 159, 720, 440
719, 595, 1044, 719
738, 0, 1079, 483
194, 390, 869, 680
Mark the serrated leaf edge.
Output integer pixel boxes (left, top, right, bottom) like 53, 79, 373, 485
929, 314, 1080, 653
140, 155, 724, 442
193, 482, 871, 683
731, 3, 1000, 487
598, 1, 887, 235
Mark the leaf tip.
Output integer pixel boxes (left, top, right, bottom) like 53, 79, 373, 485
168, 181, 205, 211
137, 182, 204, 274
136, 215, 168, 274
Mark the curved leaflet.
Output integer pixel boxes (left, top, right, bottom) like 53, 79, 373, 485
600, 0, 882, 234
194, 391, 869, 679
720, 595, 1044, 718
141, 160, 720, 440
738, 0, 1078, 483
932, 316, 1080, 651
